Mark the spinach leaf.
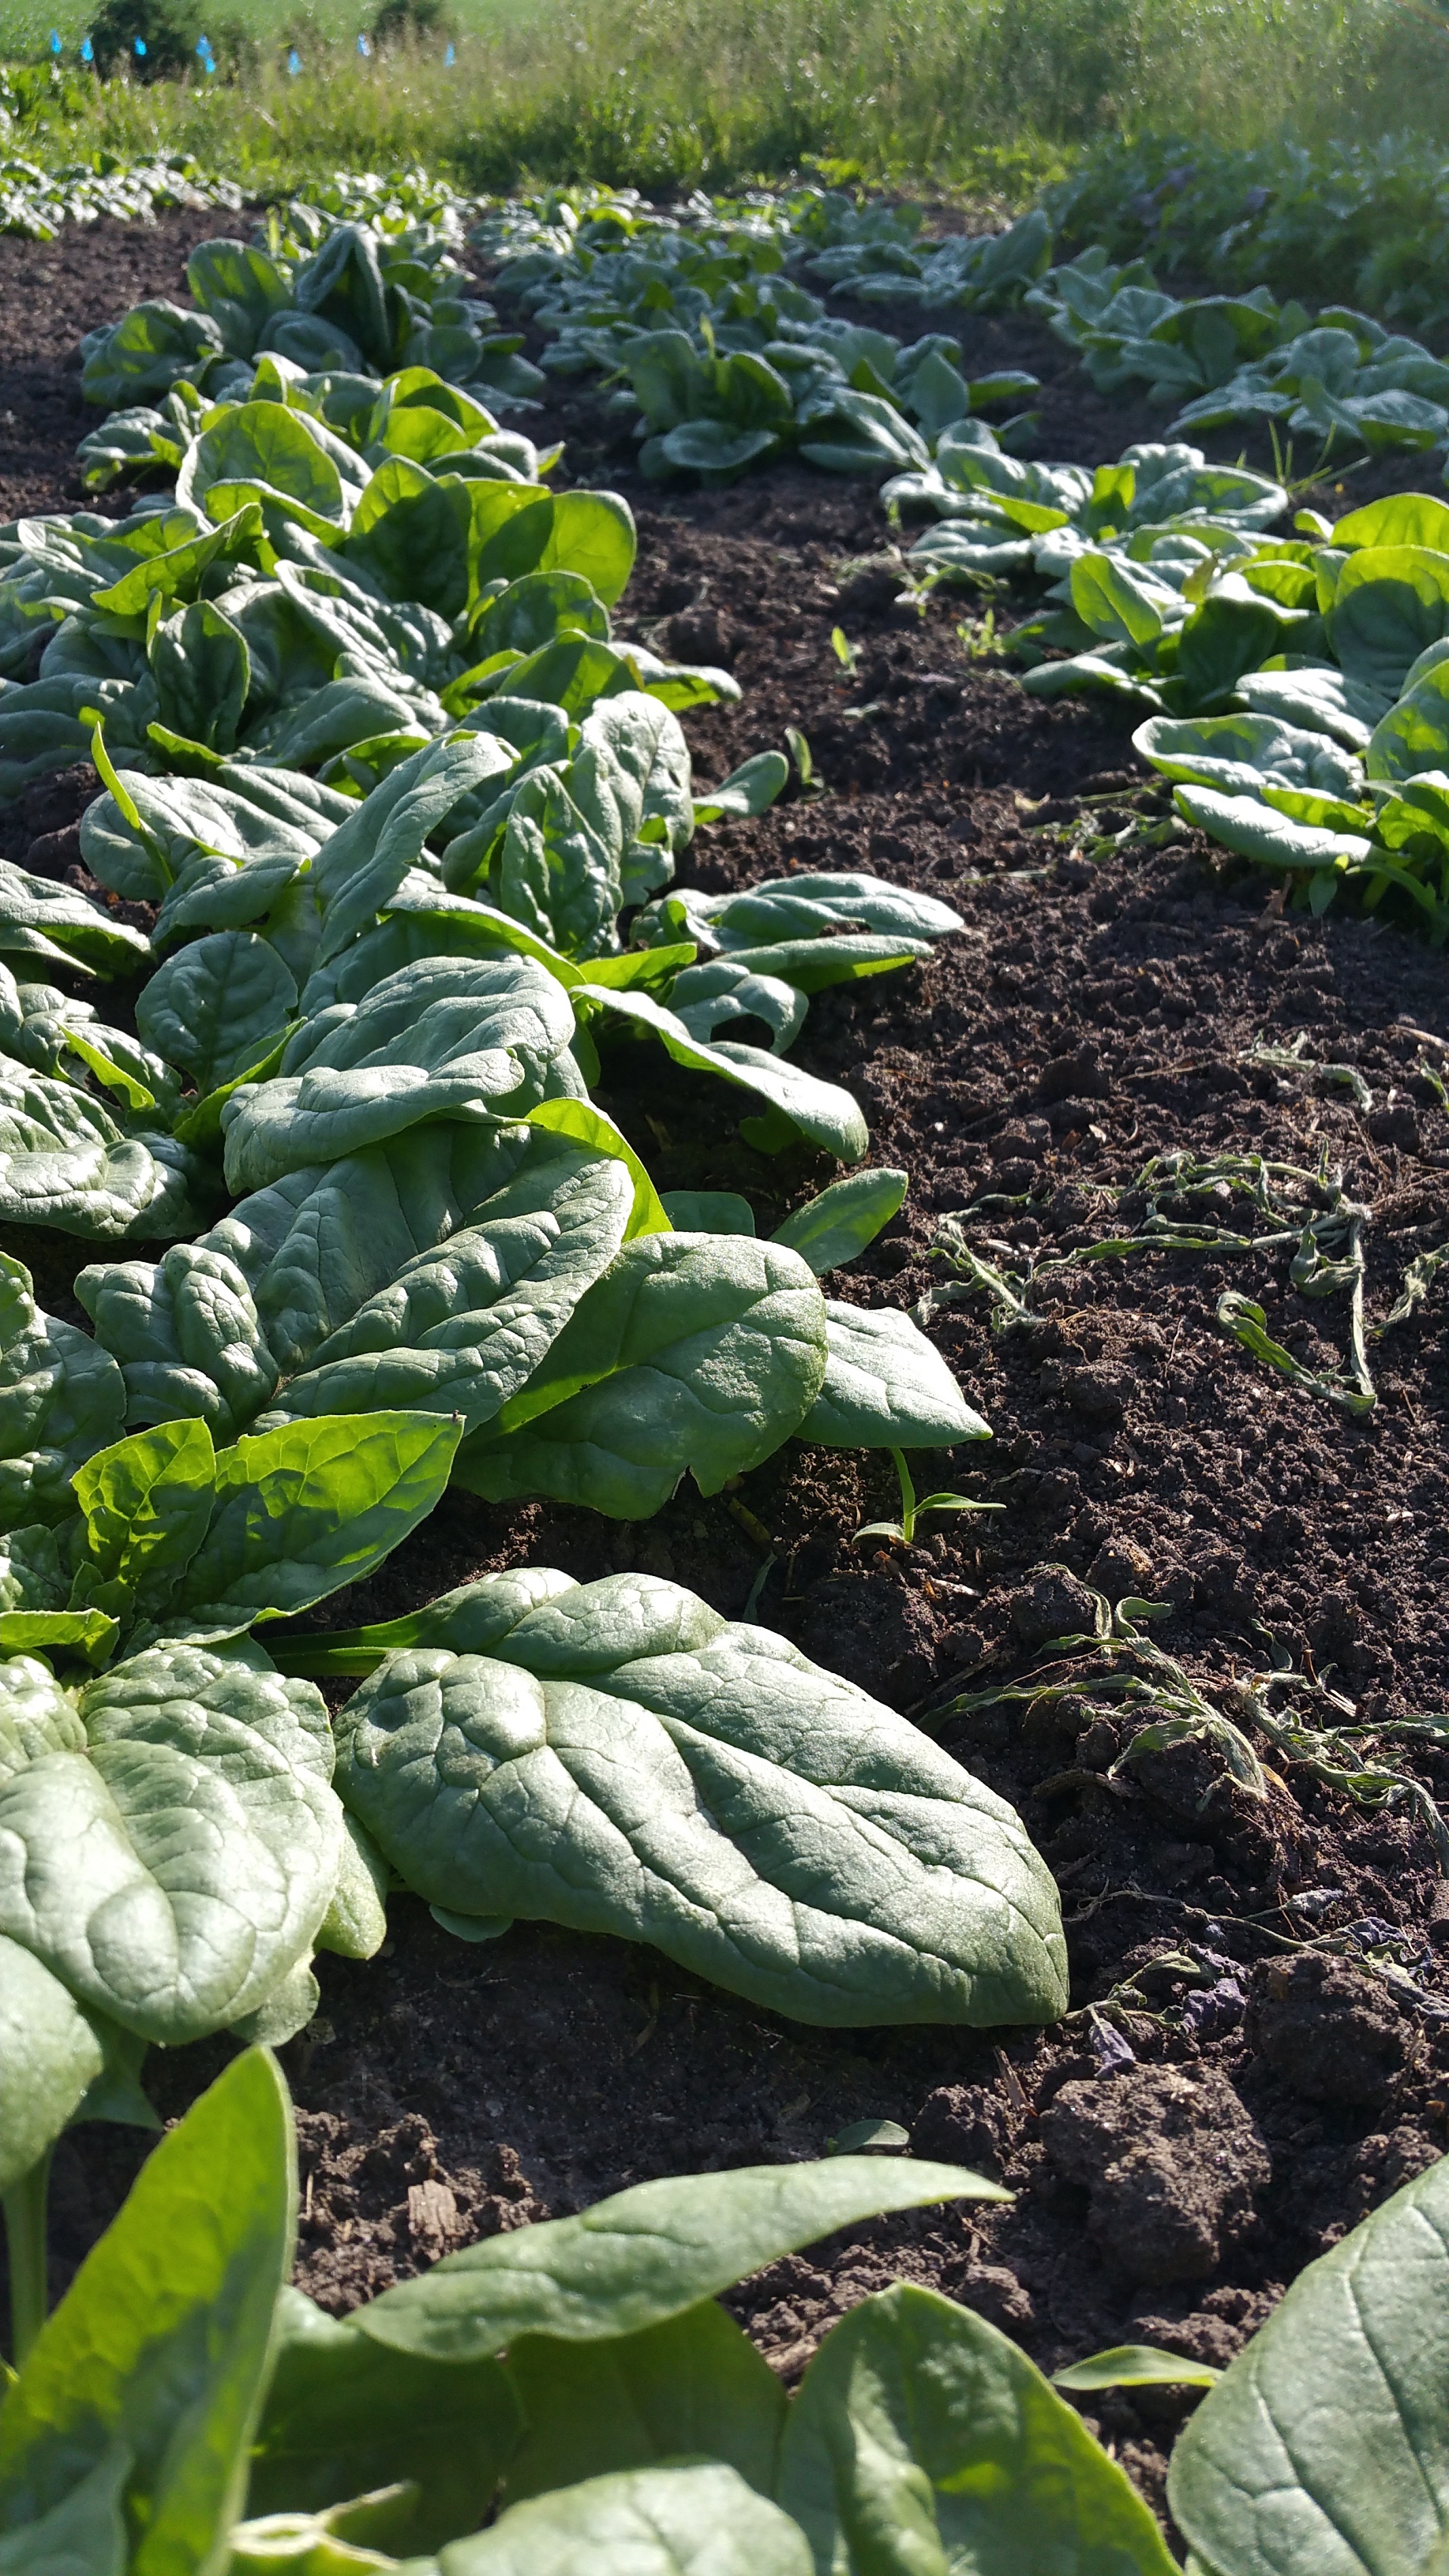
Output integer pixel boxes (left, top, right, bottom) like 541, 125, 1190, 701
0, 859, 150, 980
220, 957, 575, 1192
437, 2461, 811, 2576
332, 1567, 1067, 2023
0, 1253, 125, 1531
500, 2303, 786, 2506
80, 762, 345, 908
580, 984, 869, 1162
0, 2048, 294, 2574
0, 1065, 215, 1241
777, 2283, 1178, 2574
268, 1147, 636, 1432
453, 1231, 829, 1515
246, 2286, 525, 2552
354, 2151, 1005, 2359
149, 598, 250, 754
170, 1411, 462, 1627
72, 1416, 215, 1610
0, 1640, 344, 2040
649, 872, 962, 954
1169, 2147, 1449, 2576
668, 958, 806, 1051
136, 931, 299, 1095
77, 1125, 540, 1428
0, 2447, 129, 2574
801, 1300, 990, 1448
440, 2452, 804, 2576
311, 732, 518, 967
771, 1167, 908, 1274
0, 1936, 105, 2194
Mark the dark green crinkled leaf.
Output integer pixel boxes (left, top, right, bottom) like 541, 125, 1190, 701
148, 599, 251, 754
136, 931, 298, 1095
80, 1122, 538, 1427
221, 956, 576, 1193
0, 1065, 215, 1241
312, 732, 516, 966
0, 1252, 126, 1530
453, 1231, 829, 1515
266, 1144, 635, 1433
0, 1643, 343, 2042
0, 859, 150, 981
333, 1567, 1067, 2025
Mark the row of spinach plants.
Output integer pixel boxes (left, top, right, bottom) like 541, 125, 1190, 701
0, 193, 1079, 2489
5, 2042, 1444, 2573
900, 462, 1449, 939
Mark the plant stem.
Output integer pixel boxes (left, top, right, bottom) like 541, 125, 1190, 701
890, 1448, 915, 1543
3, 2150, 52, 2368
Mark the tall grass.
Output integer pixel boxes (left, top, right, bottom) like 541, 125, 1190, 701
6, 0, 1449, 197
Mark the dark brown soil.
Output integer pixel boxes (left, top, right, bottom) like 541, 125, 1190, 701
9, 219, 1449, 2553
0, 207, 235, 524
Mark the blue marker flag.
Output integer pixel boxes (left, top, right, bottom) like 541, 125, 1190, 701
357, 29, 370, 51
444, 39, 455, 61
49, 29, 62, 52
286, 44, 301, 70
80, 32, 93, 57
134, 32, 146, 51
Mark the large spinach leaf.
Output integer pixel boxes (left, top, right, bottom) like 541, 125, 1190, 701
331, 1567, 1067, 2024
219, 954, 577, 1190
0, 1065, 215, 1241
438, 2461, 811, 2576
354, 2147, 1005, 2357
76, 1127, 652, 1440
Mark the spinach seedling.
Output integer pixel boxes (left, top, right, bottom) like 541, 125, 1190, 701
854, 1447, 1001, 1548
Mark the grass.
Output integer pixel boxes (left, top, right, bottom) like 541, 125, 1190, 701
2, 0, 1449, 202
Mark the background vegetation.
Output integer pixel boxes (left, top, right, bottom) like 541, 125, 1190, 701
2, 0, 1449, 204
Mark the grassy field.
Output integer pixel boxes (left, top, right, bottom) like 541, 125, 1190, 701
3, 0, 1449, 200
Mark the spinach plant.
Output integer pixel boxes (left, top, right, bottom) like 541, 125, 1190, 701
279, 1560, 1064, 2025
0, 2047, 1177, 2574
0, 1406, 457, 2359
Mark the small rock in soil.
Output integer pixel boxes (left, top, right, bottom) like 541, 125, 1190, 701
1249, 1953, 1410, 2104
911, 2081, 1013, 2175
1040, 2065, 1270, 2284
1009, 1562, 1099, 1649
